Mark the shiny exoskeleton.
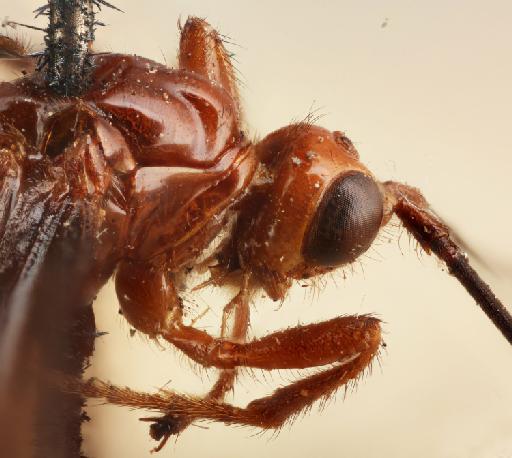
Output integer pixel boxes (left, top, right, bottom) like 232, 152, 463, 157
0, 15, 510, 455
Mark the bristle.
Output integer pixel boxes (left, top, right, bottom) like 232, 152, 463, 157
0, 35, 29, 58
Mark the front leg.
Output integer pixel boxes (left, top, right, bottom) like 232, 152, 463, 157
384, 181, 512, 345
111, 259, 380, 442
77, 313, 381, 432
116, 258, 380, 372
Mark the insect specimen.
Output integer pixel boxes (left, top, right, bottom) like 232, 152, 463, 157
0, 2, 510, 457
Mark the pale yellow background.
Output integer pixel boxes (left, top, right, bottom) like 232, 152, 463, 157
4, 1, 512, 457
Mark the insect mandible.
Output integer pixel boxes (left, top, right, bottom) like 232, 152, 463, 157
1, 1, 512, 456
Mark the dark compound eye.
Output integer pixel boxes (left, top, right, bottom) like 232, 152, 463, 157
303, 172, 383, 267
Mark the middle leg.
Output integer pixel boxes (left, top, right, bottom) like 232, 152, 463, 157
179, 17, 241, 118
141, 278, 251, 450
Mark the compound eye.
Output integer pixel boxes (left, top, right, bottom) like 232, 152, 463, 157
303, 172, 383, 267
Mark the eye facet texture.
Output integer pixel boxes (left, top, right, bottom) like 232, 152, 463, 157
303, 172, 383, 267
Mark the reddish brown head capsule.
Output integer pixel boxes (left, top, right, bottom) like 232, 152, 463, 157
235, 125, 383, 299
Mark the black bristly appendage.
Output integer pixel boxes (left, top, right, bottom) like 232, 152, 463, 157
40, 0, 120, 96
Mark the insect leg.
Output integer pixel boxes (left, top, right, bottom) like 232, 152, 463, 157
115, 258, 181, 337
179, 17, 241, 117
115, 260, 380, 432
117, 259, 380, 371
0, 35, 37, 77
141, 281, 251, 451
0, 35, 28, 58
78, 314, 380, 430
116, 259, 250, 398
383, 181, 512, 345
163, 314, 380, 371
208, 276, 251, 401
